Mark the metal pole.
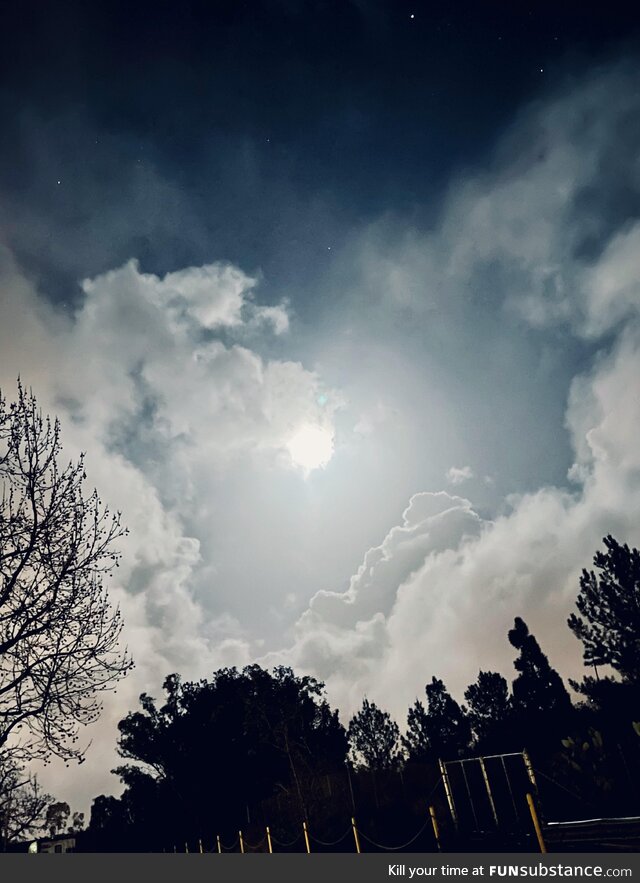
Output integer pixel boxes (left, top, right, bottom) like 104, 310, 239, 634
216, 834, 222, 854
266, 826, 273, 854
351, 817, 361, 854
239, 830, 245, 854
526, 793, 547, 854
429, 805, 442, 852
461, 760, 479, 830
184, 841, 189, 853
346, 764, 356, 812
303, 820, 311, 853
479, 756, 499, 827
439, 759, 459, 829
198, 838, 203, 854
522, 749, 539, 796
501, 754, 520, 823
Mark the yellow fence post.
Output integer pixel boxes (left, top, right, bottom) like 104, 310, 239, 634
439, 759, 459, 829
523, 749, 540, 796
479, 756, 499, 828
266, 826, 273, 853
351, 817, 361, 853
239, 830, 245, 854
303, 820, 311, 853
429, 805, 442, 852
216, 835, 222, 854
526, 793, 547, 854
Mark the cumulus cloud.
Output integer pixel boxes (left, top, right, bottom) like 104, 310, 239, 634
350, 64, 640, 340
446, 465, 474, 485
3, 60, 640, 810
274, 316, 640, 723
264, 64, 640, 725
0, 247, 341, 807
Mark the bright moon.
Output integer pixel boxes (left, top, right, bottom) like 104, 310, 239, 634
287, 424, 334, 472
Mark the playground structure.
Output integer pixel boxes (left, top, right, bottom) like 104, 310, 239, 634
71, 746, 635, 853
168, 750, 550, 854
439, 751, 540, 835
438, 750, 546, 851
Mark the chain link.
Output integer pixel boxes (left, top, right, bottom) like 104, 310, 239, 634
357, 817, 432, 852
271, 830, 303, 848
310, 826, 352, 847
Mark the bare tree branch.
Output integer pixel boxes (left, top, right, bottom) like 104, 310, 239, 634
0, 382, 134, 764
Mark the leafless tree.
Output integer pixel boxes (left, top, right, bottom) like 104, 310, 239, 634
0, 754, 51, 848
0, 382, 133, 764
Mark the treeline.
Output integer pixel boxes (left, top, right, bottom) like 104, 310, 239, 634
80, 535, 640, 851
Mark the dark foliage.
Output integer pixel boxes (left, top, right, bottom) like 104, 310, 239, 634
508, 616, 573, 746
423, 677, 471, 760
568, 535, 640, 683
348, 698, 402, 770
89, 665, 347, 850
464, 670, 514, 753
81, 533, 640, 850
403, 698, 430, 763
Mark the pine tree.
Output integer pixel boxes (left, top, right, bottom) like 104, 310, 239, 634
347, 698, 402, 770
403, 699, 431, 762
464, 670, 513, 752
568, 535, 640, 683
423, 677, 471, 759
508, 617, 572, 732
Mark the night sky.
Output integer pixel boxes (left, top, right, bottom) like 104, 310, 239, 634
2, 1, 640, 813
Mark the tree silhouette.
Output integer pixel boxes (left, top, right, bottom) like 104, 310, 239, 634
45, 801, 70, 838
403, 698, 431, 762
114, 665, 347, 845
86, 795, 129, 851
508, 617, 572, 747
464, 670, 513, 753
0, 755, 51, 848
0, 383, 133, 763
509, 617, 572, 715
568, 535, 640, 683
347, 698, 402, 770
423, 677, 471, 759
71, 811, 85, 833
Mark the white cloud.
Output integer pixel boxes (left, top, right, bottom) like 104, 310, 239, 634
0, 248, 340, 810
353, 401, 394, 436
262, 65, 640, 724
3, 61, 640, 812
271, 316, 640, 723
251, 303, 290, 335
446, 465, 474, 485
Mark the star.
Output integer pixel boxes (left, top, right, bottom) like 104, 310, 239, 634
410, 13, 415, 19
57, 180, 61, 185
